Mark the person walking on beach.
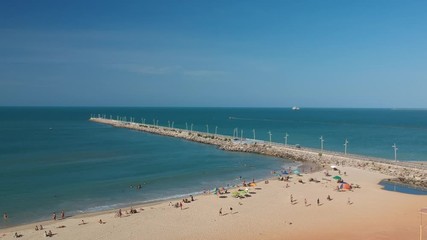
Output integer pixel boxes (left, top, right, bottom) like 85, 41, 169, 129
52, 212, 56, 220
317, 198, 320, 206
230, 207, 233, 214
180, 202, 183, 210
3, 212, 7, 220
304, 198, 307, 206
61, 210, 65, 220
219, 208, 222, 216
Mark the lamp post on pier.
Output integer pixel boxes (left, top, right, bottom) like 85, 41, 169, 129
344, 139, 349, 155
320, 136, 324, 152
392, 143, 398, 162
420, 208, 427, 240
284, 133, 289, 146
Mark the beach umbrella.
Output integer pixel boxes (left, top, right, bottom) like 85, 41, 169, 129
293, 170, 300, 175
332, 176, 342, 180
330, 165, 338, 169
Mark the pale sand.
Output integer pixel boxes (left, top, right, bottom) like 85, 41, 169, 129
1, 166, 426, 240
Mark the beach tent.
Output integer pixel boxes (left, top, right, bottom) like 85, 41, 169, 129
293, 170, 301, 175
339, 183, 352, 190
231, 190, 248, 198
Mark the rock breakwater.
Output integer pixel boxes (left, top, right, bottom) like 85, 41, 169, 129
90, 118, 427, 189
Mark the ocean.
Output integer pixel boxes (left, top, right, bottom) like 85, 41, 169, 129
1, 107, 426, 228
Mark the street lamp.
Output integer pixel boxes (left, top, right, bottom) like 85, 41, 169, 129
392, 143, 398, 162
320, 136, 324, 152
420, 208, 427, 240
344, 139, 349, 155
284, 133, 289, 146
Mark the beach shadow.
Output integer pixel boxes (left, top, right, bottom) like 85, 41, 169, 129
231, 212, 239, 215
182, 207, 189, 210
221, 213, 229, 216
249, 192, 256, 194
305, 204, 311, 207
291, 201, 298, 205
56, 225, 66, 229
219, 196, 227, 198
317, 203, 324, 206
255, 188, 262, 190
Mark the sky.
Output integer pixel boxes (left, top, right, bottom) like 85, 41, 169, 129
0, 0, 426, 108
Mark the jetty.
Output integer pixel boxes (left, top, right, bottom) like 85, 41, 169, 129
90, 117, 427, 188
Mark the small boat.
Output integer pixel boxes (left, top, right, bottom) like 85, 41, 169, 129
292, 106, 300, 111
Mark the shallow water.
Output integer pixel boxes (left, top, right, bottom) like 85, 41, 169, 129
379, 180, 427, 195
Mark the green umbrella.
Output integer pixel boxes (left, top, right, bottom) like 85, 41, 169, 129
332, 176, 342, 180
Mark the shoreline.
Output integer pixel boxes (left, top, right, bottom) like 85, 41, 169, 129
2, 165, 426, 240
0, 159, 314, 231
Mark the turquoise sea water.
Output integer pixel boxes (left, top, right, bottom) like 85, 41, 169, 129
1, 107, 427, 228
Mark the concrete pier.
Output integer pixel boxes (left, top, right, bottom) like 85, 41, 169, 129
90, 117, 427, 188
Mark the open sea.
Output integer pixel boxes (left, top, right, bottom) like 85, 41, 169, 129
1, 107, 427, 228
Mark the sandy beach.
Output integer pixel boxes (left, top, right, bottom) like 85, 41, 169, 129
2, 165, 426, 240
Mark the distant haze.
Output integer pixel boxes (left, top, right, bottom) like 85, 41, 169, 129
0, 0, 426, 108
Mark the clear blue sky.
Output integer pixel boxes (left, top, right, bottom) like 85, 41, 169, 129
1, 0, 426, 107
